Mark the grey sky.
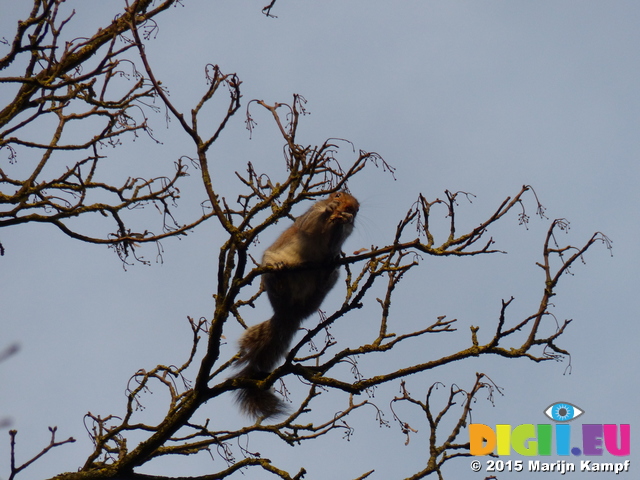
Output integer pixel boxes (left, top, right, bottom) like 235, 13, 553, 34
1, 1, 638, 478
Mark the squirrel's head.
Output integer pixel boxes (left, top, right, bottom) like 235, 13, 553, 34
329, 191, 359, 225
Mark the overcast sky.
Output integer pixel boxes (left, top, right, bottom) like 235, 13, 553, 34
1, 1, 638, 479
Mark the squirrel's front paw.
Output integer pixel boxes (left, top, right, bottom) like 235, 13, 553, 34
266, 261, 286, 270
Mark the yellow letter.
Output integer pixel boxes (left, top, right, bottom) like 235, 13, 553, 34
497, 424, 512, 455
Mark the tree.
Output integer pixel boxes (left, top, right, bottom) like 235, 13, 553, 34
1, 2, 611, 479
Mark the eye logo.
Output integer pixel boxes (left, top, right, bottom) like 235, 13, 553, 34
544, 402, 584, 422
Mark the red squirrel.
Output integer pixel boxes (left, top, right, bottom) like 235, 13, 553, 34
234, 191, 359, 418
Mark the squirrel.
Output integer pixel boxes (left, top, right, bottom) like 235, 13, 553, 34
234, 191, 359, 419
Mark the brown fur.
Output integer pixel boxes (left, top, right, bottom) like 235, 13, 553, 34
234, 192, 359, 418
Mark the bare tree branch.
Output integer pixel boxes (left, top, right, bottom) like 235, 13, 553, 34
1, 2, 610, 480
9, 428, 75, 480
0, 0, 208, 264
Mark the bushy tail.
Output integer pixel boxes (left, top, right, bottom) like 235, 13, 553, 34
233, 315, 299, 419
234, 381, 287, 419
